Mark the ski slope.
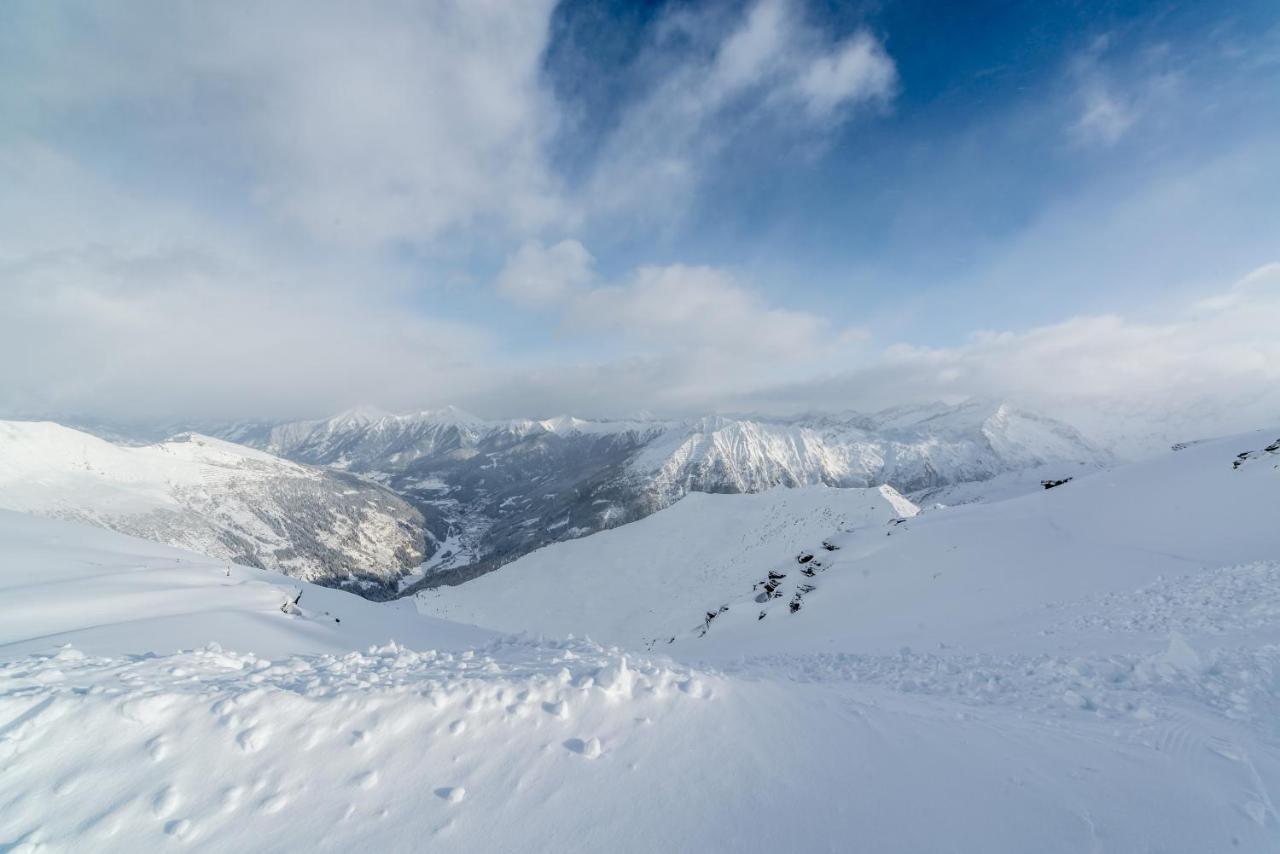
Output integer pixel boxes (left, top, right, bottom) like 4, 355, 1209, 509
1, 430, 1279, 852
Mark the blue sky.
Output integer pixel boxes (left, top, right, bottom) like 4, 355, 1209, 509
1, 0, 1278, 431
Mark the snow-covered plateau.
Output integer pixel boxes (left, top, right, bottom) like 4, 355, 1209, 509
1, 426, 1278, 852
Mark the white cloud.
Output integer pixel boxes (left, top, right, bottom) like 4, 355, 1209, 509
0, 0, 894, 246
496, 240, 595, 306
1066, 34, 1184, 148
794, 31, 899, 120
493, 242, 867, 410
0, 242, 499, 421
497, 241, 845, 357
0, 144, 501, 421
2, 1, 1272, 447
1072, 85, 1136, 145
570, 264, 829, 356
586, 0, 897, 218
743, 263, 1280, 453
2, 0, 564, 247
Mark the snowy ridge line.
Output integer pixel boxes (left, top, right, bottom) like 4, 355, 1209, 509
0, 421, 429, 594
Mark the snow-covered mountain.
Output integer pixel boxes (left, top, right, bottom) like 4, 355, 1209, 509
2, 429, 1278, 852
421, 484, 919, 647
223, 400, 1109, 587
423, 426, 1279, 661
0, 421, 429, 593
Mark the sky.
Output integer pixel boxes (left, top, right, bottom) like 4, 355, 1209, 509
1, 0, 1278, 438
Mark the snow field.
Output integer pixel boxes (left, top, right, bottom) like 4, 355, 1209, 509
1, 428, 1278, 851
0, 637, 718, 852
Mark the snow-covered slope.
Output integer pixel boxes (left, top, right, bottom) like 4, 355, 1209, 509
420, 484, 918, 648
2, 430, 1280, 852
0, 421, 428, 594
632, 402, 1107, 496
0, 511, 490, 658
222, 400, 1107, 587
417, 427, 1279, 660
687, 428, 1280, 659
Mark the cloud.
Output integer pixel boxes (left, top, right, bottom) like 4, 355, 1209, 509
497, 241, 853, 358
492, 241, 867, 411
793, 30, 899, 120
0, 242, 498, 422
1066, 34, 1183, 148
1, 1, 1273, 448
1072, 85, 1136, 146
742, 263, 1280, 453
569, 264, 831, 357
0, 143, 503, 422
0, 3, 562, 420
1, 0, 565, 247
496, 240, 595, 306
0, 0, 894, 245
585, 0, 897, 219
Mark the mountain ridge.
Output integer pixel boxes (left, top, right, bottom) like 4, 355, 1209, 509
0, 420, 429, 594
217, 400, 1110, 588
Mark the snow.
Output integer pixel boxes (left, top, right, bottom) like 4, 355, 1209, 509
0, 420, 426, 590
627, 401, 1111, 496
418, 484, 918, 647
223, 400, 1110, 586
0, 512, 489, 659
1, 427, 1279, 852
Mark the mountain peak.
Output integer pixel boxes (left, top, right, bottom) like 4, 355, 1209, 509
405, 405, 486, 427
331, 404, 394, 425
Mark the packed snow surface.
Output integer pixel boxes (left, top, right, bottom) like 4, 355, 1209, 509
1, 429, 1279, 852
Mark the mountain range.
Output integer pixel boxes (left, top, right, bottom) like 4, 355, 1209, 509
219, 399, 1110, 590
0, 401, 1110, 596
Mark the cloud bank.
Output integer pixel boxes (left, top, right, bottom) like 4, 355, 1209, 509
0, 0, 1275, 452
